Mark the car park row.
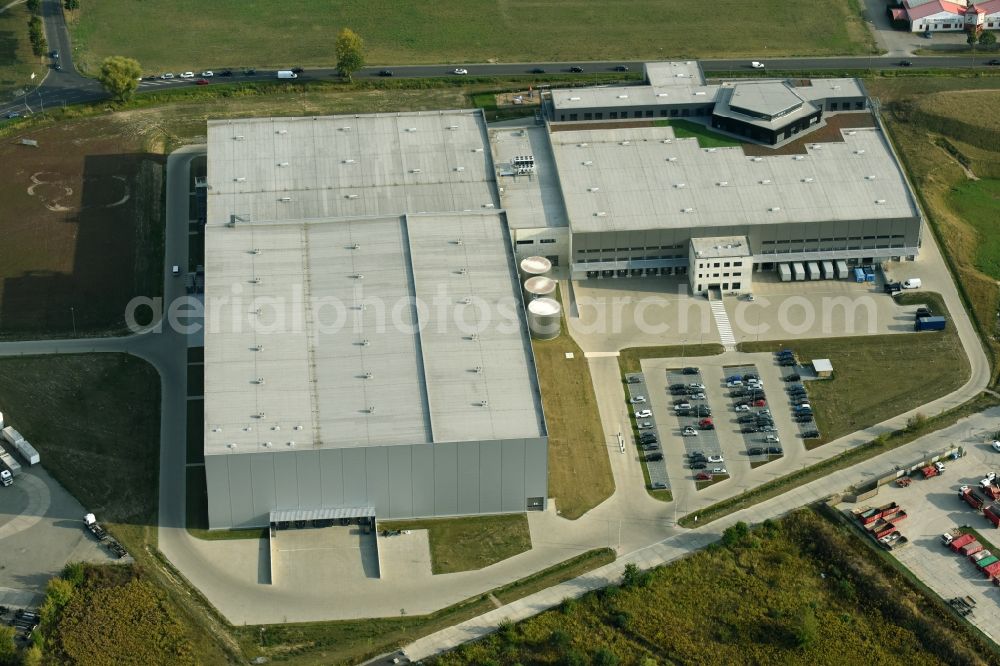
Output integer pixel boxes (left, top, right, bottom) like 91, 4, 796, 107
626, 372, 670, 491
725, 363, 777, 464
667, 368, 729, 484
773, 350, 821, 443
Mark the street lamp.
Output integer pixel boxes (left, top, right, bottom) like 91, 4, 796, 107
70, 306, 76, 337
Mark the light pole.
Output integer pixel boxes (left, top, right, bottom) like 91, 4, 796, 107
70, 306, 76, 337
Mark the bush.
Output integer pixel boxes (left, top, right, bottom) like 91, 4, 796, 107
721, 521, 752, 549
593, 647, 620, 666
64, 0, 79, 9
561, 650, 588, 666
28, 15, 47, 56
26, 0, 40, 14
0, 626, 15, 666
62, 562, 85, 587
549, 629, 570, 649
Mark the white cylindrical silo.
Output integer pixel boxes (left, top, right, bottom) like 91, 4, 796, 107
519, 255, 552, 278
527, 298, 562, 340
523, 275, 557, 301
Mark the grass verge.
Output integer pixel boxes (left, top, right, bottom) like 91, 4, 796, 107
378, 515, 532, 574
618, 343, 725, 375
738, 292, 969, 446
235, 548, 616, 665
653, 119, 743, 147
531, 292, 614, 519
678, 391, 1000, 527
431, 509, 994, 665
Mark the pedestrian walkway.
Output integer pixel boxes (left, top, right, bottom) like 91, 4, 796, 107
710, 299, 736, 351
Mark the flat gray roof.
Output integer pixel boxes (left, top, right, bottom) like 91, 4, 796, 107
206, 111, 498, 226
489, 125, 568, 229
550, 125, 919, 233
551, 82, 719, 111
644, 61, 706, 87
690, 236, 751, 259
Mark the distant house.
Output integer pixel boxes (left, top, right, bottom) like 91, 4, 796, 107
895, 0, 1000, 33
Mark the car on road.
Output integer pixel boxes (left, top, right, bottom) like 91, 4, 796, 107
751, 61, 765, 69
682, 367, 699, 375
637, 421, 653, 429
707, 455, 724, 463
375, 69, 394, 77
54, 63, 62, 71
180, 72, 195, 78
884, 281, 902, 294
220, 69, 233, 77
570, 66, 584, 72
735, 404, 751, 412
5, 111, 21, 119
243, 68, 257, 76
195, 78, 210, 85
614, 65, 629, 71
200, 71, 214, 77
452, 68, 469, 75
50, 49, 59, 59
291, 67, 305, 74
630, 395, 646, 404
160, 73, 175, 79
898, 60, 912, 67
635, 409, 652, 418
529, 67, 546, 74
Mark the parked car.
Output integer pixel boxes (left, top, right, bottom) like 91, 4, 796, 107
700, 423, 715, 430
884, 281, 902, 294
795, 415, 814, 423
691, 462, 708, 470
764, 434, 780, 443
779, 359, 797, 367
627, 376, 642, 384
753, 399, 766, 407
642, 443, 660, 451
669, 383, 686, 390
693, 407, 711, 416
992, 440, 1000, 452
711, 467, 728, 475
687, 383, 705, 390
682, 429, 698, 437
767, 446, 784, 455
630, 395, 647, 404
915, 307, 932, 318
803, 430, 821, 439
674, 402, 692, 410
637, 421, 654, 429
635, 409, 652, 418
695, 472, 713, 480
690, 392, 707, 400
651, 481, 667, 490
735, 404, 751, 412
784, 373, 801, 382
794, 404, 812, 412
727, 380, 743, 388
741, 427, 756, 434
707, 455, 724, 463
748, 446, 765, 455
160, 72, 175, 79
646, 452, 663, 462
682, 367, 699, 375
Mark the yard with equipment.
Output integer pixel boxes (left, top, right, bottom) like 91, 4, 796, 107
67, 0, 874, 73
431, 509, 996, 665
376, 515, 532, 575
740, 292, 969, 447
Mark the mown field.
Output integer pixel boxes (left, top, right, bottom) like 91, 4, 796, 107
0, 3, 40, 96
433, 509, 999, 665
67, 0, 873, 74
870, 78, 1000, 383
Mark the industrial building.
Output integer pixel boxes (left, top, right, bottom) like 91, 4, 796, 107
203, 112, 547, 530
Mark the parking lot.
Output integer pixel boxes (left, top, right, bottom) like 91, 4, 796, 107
664, 368, 728, 486
775, 353, 821, 444
722, 363, 775, 465
625, 372, 671, 491
837, 451, 1000, 643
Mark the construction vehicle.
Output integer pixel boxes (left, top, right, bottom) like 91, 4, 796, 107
960, 485, 987, 511
948, 596, 976, 616
83, 513, 128, 559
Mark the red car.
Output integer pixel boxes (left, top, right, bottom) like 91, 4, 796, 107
695, 472, 713, 481
753, 399, 766, 407
698, 418, 713, 427
195, 78, 210, 85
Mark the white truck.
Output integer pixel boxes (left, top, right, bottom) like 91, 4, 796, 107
0, 447, 20, 478
277, 70, 298, 79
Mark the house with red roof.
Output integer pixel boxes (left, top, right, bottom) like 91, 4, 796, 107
896, 0, 1000, 32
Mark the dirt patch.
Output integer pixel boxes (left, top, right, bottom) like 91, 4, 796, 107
0, 119, 164, 337
743, 112, 877, 156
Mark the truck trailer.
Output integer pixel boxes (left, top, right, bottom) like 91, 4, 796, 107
961, 485, 987, 511
778, 264, 792, 282
2, 426, 23, 446
821, 261, 835, 279
915, 316, 947, 332
792, 263, 806, 281
950, 533, 976, 551
12, 438, 39, 465
984, 504, 1000, 527
960, 540, 983, 556
983, 560, 1000, 579
0, 448, 21, 476
807, 262, 821, 280
835, 260, 849, 279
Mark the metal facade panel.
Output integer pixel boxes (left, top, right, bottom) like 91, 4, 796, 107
411, 444, 436, 517
478, 440, 502, 513
227, 454, 254, 527
296, 450, 321, 508
249, 454, 276, 523
273, 451, 299, 509
387, 446, 414, 517
319, 449, 345, 506
501, 439, 526, 512
524, 437, 548, 500
342, 448, 367, 505
456, 443, 480, 514
433, 442, 459, 515
205, 456, 233, 529
365, 447, 390, 516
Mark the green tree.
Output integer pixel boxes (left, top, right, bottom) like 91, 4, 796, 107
593, 648, 620, 666
980, 31, 997, 48
98, 56, 142, 102
21, 645, 43, 666
335, 27, 365, 80
26, 0, 40, 14
64, 0, 80, 9
0, 626, 16, 666
793, 606, 819, 647
967, 30, 978, 47
28, 15, 47, 56
721, 521, 752, 548
62, 561, 85, 587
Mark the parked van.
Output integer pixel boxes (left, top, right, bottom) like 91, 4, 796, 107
902, 278, 922, 289
277, 70, 298, 79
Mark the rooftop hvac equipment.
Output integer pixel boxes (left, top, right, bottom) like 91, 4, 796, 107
456, 267, 468, 275
577, 142, 588, 147
472, 148, 484, 152
345, 194, 359, 199
666, 157, 677, 162
287, 441, 296, 447
865, 175, 877, 180
250, 248, 261, 254
454, 239, 464, 245
854, 149, 866, 155
263, 442, 273, 448
674, 183, 686, 188
620, 141, 630, 146
234, 177, 246, 182
364, 372, 373, 379
340, 126, 352, 131
255, 412, 266, 419
342, 159, 356, 164
250, 277, 261, 284
682, 207, 694, 213
277, 162, 289, 167
588, 187, 600, 192
351, 242, 360, 249
474, 366, 483, 374
294, 425, 303, 430
233, 135, 245, 141
802, 178, 814, 183
582, 160, 594, 166
617, 95, 629, 99
793, 156, 805, 161
252, 344, 263, 351
482, 203, 495, 208
447, 125, 459, 130
276, 129, 287, 134
527, 298, 561, 340
769, 206, 782, 212
279, 197, 292, 202
750, 157, 763, 162
351, 274, 364, 279
595, 211, 607, 217
454, 166, 465, 172
254, 377, 265, 384
520, 256, 552, 277
410, 168, 422, 173
360, 339, 370, 346
460, 297, 472, 304
512, 155, 535, 174
523, 275, 557, 300
717, 181, 729, 187
760, 179, 772, 184
468, 333, 480, 341
479, 400, 489, 407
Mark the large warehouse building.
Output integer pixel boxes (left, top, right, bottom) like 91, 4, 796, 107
203, 112, 548, 530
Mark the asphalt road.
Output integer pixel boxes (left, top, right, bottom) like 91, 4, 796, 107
4, 54, 1000, 119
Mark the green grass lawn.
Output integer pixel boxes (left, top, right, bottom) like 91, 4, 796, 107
67, 0, 872, 74
0, 3, 43, 96
653, 119, 744, 148
946, 179, 1000, 280
378, 514, 532, 574
739, 292, 969, 446
531, 300, 615, 519
432, 509, 994, 665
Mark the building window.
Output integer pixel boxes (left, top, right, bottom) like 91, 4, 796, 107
830, 102, 838, 111
697, 273, 703, 279
634, 111, 643, 119
595, 112, 603, 120
713, 262, 720, 268
855, 101, 864, 110
610, 112, 618, 119
723, 272, 730, 277
546, 255, 560, 267
540, 239, 556, 244
712, 272, 719, 278
570, 114, 578, 121
670, 109, 679, 117
682, 109, 690, 117
723, 262, 730, 268
733, 261, 743, 267
660, 110, 668, 117
584, 113, 592, 120
733, 282, 741, 290
515, 240, 534, 245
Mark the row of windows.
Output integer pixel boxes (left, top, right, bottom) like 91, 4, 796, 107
560, 107, 704, 122
576, 244, 684, 254
577, 254, 686, 263
696, 281, 742, 291
760, 234, 906, 245
696, 260, 744, 269
515, 238, 558, 245
698, 272, 741, 279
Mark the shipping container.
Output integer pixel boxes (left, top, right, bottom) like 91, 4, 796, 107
0, 448, 20, 476
807, 262, 821, 280
970, 549, 993, 563
792, 263, 806, 281
0, 410, 5, 429
983, 561, 1000, 579
821, 261, 835, 279
12, 439, 38, 465
835, 260, 849, 279
2, 426, 23, 446
778, 263, 792, 282
960, 541, 983, 556
975, 555, 999, 569
915, 316, 946, 332
985, 504, 1000, 527
949, 533, 976, 551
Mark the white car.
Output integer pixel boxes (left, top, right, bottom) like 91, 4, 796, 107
748, 380, 763, 388
160, 72, 175, 79
691, 392, 706, 400
682, 428, 698, 437
200, 70, 214, 77
735, 404, 751, 412
765, 434, 780, 443
726, 380, 743, 388
991, 440, 1000, 452
637, 421, 654, 430
635, 409, 652, 418
711, 467, 728, 475
707, 455, 724, 463
452, 68, 468, 75
688, 383, 705, 390
180, 71, 195, 79
630, 395, 647, 404
751, 61, 765, 69
674, 403, 692, 411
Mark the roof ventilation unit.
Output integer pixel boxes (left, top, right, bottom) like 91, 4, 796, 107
582, 160, 594, 166
482, 203, 495, 208
263, 441, 273, 448
340, 126, 352, 131
854, 149, 866, 155
277, 162, 289, 167
405, 127, 417, 132
674, 183, 686, 188
472, 147, 484, 153
342, 159, 356, 164
588, 187, 600, 192
287, 441, 296, 447
212, 427, 222, 433
250, 277, 261, 284
367, 404, 376, 413
479, 400, 489, 407
254, 377, 265, 384
351, 273, 364, 279
875, 199, 887, 204
454, 239, 464, 245
227, 443, 237, 449
250, 248, 261, 254
666, 157, 678, 162
577, 142, 588, 147
234, 177, 246, 182
661, 138, 672, 143
233, 135, 245, 141
717, 181, 729, 187
460, 297, 472, 305
750, 157, 763, 162
294, 425, 303, 430
410, 168, 422, 173
802, 178, 815, 183
447, 125, 459, 130
271, 425, 280, 431
760, 179, 772, 185
569, 97, 581, 102
769, 206, 781, 212
865, 175, 877, 181
682, 207, 694, 213
345, 194, 360, 199
468, 333, 480, 341
705, 147, 716, 152
279, 196, 292, 202
252, 344, 263, 351
456, 267, 468, 275
276, 129, 287, 134
594, 212, 607, 217
656, 93, 669, 98
617, 95, 629, 99
364, 372, 374, 379
454, 166, 465, 172
793, 155, 805, 161
847, 130, 857, 135
361, 339, 370, 346
620, 141, 630, 146
351, 242, 360, 249
255, 411, 266, 419
474, 366, 483, 374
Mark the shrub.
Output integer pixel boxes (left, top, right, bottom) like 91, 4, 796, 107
62, 562, 85, 587
593, 647, 620, 666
